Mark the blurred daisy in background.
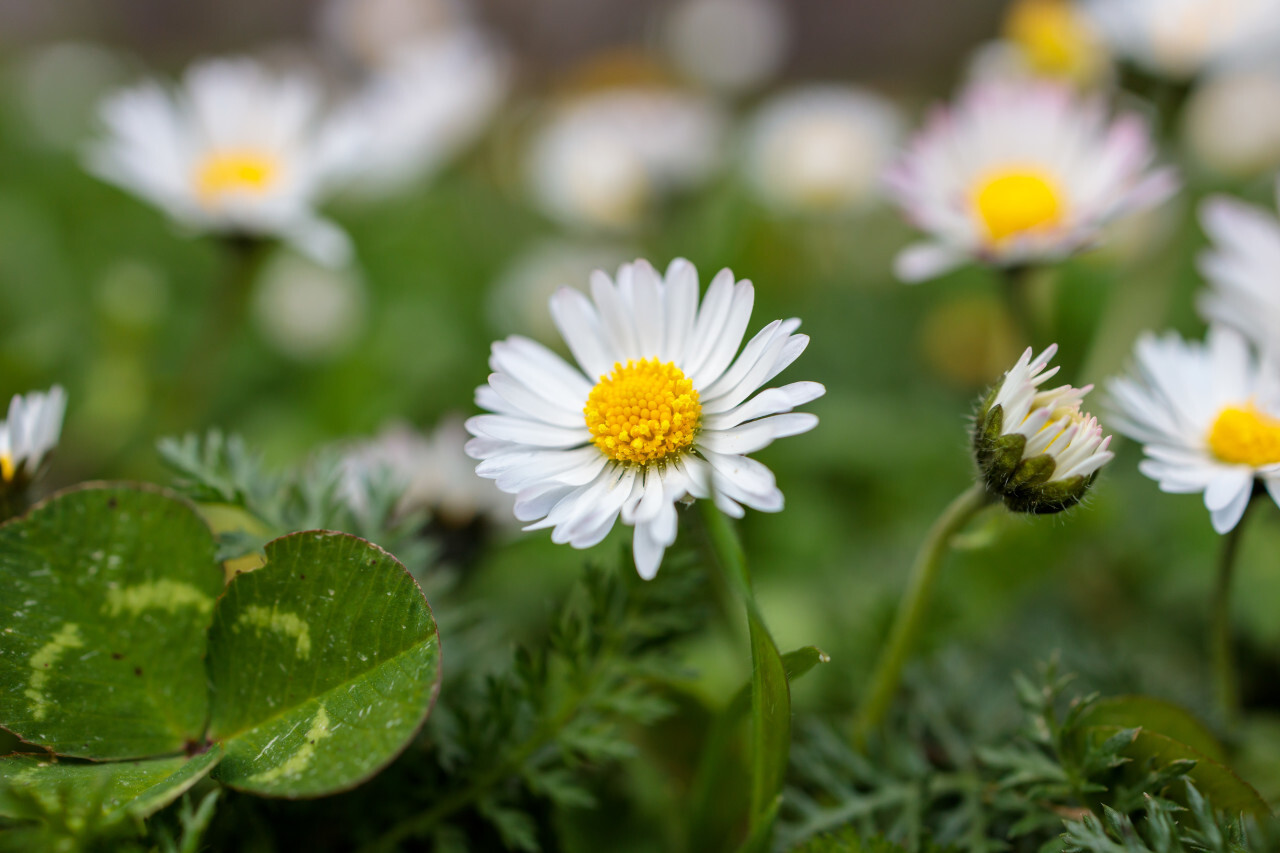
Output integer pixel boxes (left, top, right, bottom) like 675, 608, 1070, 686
741, 84, 903, 216
1198, 184, 1280, 362
526, 88, 727, 232
0, 386, 67, 492
319, 0, 508, 197
487, 240, 634, 342
465, 258, 823, 579
967, 0, 1109, 89
251, 252, 367, 362
14, 42, 132, 151
341, 416, 514, 527
884, 79, 1177, 283
658, 0, 790, 96
1107, 328, 1280, 533
87, 58, 361, 266
1182, 65, 1280, 179
1083, 0, 1280, 80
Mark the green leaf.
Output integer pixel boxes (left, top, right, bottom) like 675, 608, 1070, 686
1085, 725, 1268, 817
0, 485, 224, 759
206, 530, 441, 798
1078, 696, 1228, 764
747, 610, 790, 840
0, 745, 222, 821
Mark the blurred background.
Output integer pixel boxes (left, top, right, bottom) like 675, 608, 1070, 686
5, 0, 1280, 828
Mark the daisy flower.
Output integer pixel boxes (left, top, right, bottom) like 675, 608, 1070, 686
1082, 0, 1280, 80
1198, 183, 1280, 359
465, 258, 824, 579
0, 386, 67, 491
526, 89, 726, 232
1183, 67, 1280, 179
884, 79, 1177, 283
1107, 327, 1280, 533
741, 84, 903, 215
975, 344, 1113, 512
87, 58, 360, 266
966, 0, 1109, 89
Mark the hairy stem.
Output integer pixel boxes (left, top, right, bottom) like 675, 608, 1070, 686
1211, 489, 1259, 724
854, 482, 995, 746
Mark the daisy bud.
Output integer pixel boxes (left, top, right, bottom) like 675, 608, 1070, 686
974, 345, 1113, 513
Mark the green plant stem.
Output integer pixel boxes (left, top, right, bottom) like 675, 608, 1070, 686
1000, 264, 1038, 348
1211, 491, 1259, 725
700, 500, 752, 596
854, 482, 994, 747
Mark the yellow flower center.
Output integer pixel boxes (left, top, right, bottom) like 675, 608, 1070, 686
585, 358, 701, 465
1004, 0, 1099, 78
194, 150, 279, 204
0, 454, 12, 482
1208, 404, 1280, 467
973, 170, 1065, 244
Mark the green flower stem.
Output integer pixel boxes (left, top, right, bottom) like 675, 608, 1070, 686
1211, 490, 1259, 724
854, 482, 995, 747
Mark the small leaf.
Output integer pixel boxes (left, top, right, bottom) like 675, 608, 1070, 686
1078, 696, 1227, 763
0, 485, 224, 759
206, 530, 441, 798
0, 745, 222, 822
747, 611, 790, 840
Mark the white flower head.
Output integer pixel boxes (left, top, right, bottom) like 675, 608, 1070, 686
660, 0, 790, 94
885, 78, 1177, 283
1082, 0, 1280, 79
1183, 66, 1280, 179
0, 386, 67, 490
967, 0, 1110, 88
526, 89, 727, 232
465, 258, 824, 579
1108, 327, 1280, 533
1198, 183, 1280, 364
87, 58, 360, 266
742, 84, 904, 215
340, 417, 514, 526
975, 344, 1113, 513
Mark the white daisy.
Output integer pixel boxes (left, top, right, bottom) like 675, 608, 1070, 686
975, 344, 1113, 512
465, 258, 824, 579
0, 386, 67, 489
660, 0, 790, 95
1107, 327, 1280, 533
1198, 184, 1280, 362
741, 84, 903, 215
884, 79, 1177, 283
966, 0, 1109, 88
1082, 0, 1280, 80
526, 89, 727, 232
87, 58, 360, 266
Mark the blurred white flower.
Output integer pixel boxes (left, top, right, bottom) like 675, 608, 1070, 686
319, 0, 467, 67
660, 0, 789, 94
885, 79, 1177, 283
1183, 67, 1280, 179
742, 84, 903, 215
1083, 0, 1280, 79
967, 0, 1109, 88
466, 258, 823, 579
488, 240, 634, 341
1197, 185, 1280, 362
251, 251, 366, 362
87, 58, 360, 266
341, 417, 514, 526
0, 386, 67, 489
16, 42, 131, 150
1108, 328, 1280, 533
527, 88, 727, 232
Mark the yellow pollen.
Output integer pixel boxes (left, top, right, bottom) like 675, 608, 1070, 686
0, 454, 12, 482
1208, 404, 1280, 467
973, 170, 1065, 244
585, 358, 701, 465
1004, 0, 1099, 79
194, 150, 279, 204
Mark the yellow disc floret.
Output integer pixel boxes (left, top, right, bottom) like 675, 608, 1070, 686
0, 454, 12, 482
1208, 404, 1280, 467
1004, 0, 1103, 81
194, 150, 279, 205
585, 358, 701, 465
973, 170, 1065, 244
